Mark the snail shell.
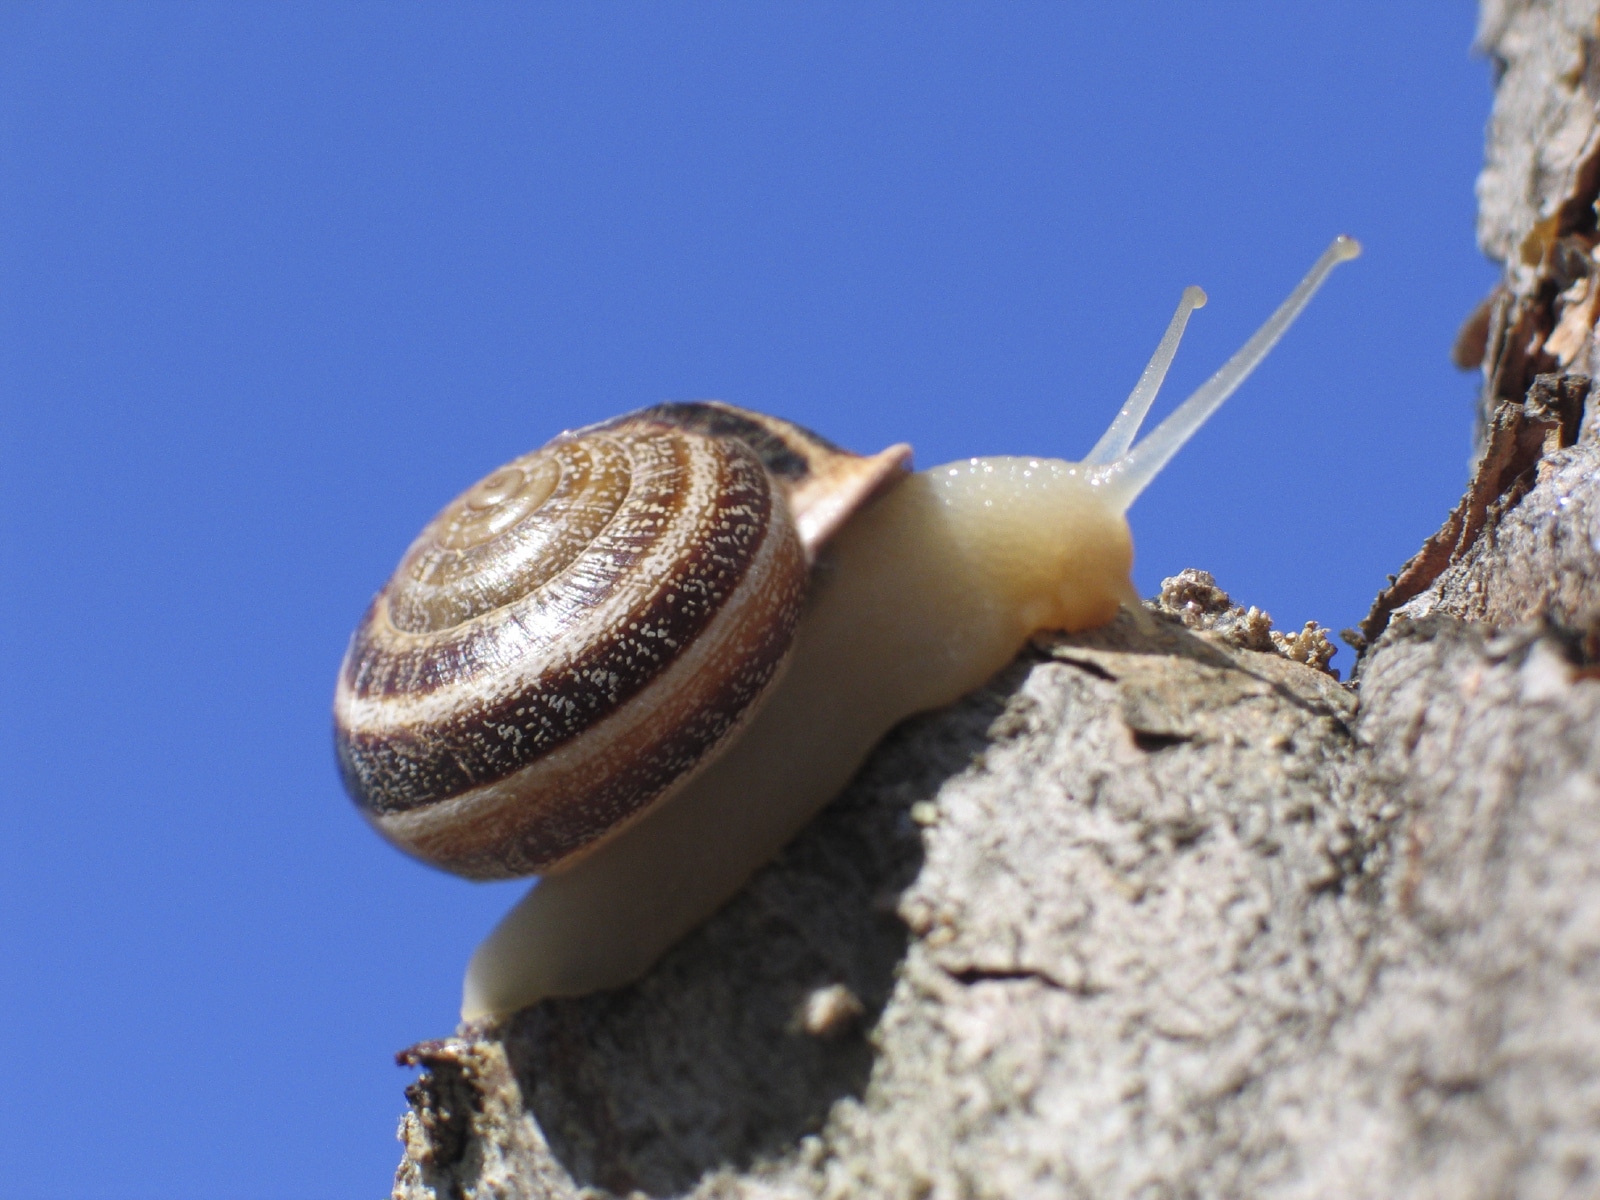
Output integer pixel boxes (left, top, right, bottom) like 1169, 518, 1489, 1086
333, 402, 909, 879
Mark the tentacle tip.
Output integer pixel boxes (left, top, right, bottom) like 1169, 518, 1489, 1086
1332, 234, 1362, 261
1184, 285, 1208, 309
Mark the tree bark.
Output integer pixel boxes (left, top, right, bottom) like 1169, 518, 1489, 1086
392, 4, 1600, 1196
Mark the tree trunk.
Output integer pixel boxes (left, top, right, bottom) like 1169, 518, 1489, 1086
392, 4, 1600, 1196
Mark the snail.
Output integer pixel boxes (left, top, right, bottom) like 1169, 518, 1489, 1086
334, 235, 1360, 1020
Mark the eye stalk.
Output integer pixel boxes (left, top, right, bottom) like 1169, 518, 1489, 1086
1085, 284, 1209, 467
1089, 235, 1362, 514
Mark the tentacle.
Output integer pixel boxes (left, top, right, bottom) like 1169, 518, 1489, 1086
1093, 235, 1361, 514
1083, 285, 1207, 465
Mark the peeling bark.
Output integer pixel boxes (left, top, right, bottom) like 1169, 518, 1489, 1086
1359, 371, 1590, 645
391, 4, 1600, 1196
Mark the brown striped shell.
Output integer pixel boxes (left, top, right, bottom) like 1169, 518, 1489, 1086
334, 402, 911, 880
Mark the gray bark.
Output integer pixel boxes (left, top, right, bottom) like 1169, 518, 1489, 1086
391, 4, 1600, 1196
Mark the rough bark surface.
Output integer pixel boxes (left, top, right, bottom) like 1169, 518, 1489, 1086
392, 4, 1600, 1196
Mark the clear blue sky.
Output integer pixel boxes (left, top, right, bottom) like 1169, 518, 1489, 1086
0, 6, 1495, 1197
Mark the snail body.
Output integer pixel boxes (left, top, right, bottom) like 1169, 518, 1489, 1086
334, 237, 1360, 1020
462, 458, 1136, 1016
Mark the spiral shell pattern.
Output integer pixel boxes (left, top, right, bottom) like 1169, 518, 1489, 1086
333, 405, 813, 879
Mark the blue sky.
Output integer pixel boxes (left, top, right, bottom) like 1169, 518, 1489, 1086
0, 6, 1494, 1197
